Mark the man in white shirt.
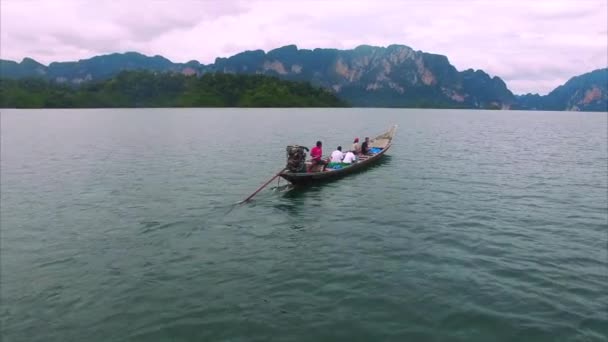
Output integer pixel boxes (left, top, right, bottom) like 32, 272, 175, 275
330, 146, 344, 163
342, 151, 357, 164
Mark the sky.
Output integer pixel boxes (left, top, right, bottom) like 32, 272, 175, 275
1, 0, 606, 94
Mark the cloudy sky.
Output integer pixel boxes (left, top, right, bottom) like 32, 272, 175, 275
1, 0, 606, 94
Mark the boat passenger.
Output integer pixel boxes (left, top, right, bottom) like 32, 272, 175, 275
330, 146, 344, 163
342, 151, 357, 164
352, 138, 361, 154
308, 140, 328, 172
361, 137, 370, 154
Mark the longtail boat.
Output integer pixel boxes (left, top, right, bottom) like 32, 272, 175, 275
279, 125, 397, 185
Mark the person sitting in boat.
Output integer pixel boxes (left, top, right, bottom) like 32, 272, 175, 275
352, 138, 361, 154
342, 150, 357, 164
308, 140, 328, 172
330, 146, 344, 163
361, 137, 370, 154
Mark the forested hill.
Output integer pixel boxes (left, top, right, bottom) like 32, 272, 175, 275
0, 71, 348, 108
514, 68, 607, 112
2, 46, 606, 111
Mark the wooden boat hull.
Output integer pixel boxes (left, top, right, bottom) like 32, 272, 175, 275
279, 125, 397, 185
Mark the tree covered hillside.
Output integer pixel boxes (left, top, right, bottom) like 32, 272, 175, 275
0, 71, 348, 108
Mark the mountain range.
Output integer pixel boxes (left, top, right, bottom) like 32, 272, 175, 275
1, 44, 606, 111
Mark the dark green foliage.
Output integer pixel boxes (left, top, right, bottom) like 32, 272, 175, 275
340, 85, 468, 108
0, 58, 47, 78
213, 50, 266, 74
0, 71, 348, 108
420, 53, 461, 87
267, 45, 300, 62
0, 52, 208, 82
2, 47, 606, 111
46, 52, 176, 80
461, 69, 515, 108
514, 93, 544, 110
514, 68, 607, 112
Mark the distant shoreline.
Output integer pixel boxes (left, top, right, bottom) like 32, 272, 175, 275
1, 70, 606, 112
1, 107, 605, 112
2, 48, 606, 111
0, 72, 347, 109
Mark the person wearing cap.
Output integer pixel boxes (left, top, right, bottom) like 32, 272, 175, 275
352, 137, 361, 154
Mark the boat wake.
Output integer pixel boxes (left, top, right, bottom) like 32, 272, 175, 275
270, 184, 294, 193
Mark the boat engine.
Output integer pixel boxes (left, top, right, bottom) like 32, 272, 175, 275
286, 145, 308, 172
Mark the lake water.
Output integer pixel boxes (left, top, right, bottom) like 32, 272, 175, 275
1, 108, 606, 341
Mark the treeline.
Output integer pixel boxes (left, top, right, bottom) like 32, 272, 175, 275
0, 71, 349, 108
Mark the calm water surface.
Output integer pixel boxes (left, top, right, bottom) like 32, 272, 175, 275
1, 109, 607, 341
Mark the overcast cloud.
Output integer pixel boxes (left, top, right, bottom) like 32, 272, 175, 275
1, 0, 606, 94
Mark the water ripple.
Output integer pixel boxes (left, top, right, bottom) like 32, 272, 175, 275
1, 109, 607, 342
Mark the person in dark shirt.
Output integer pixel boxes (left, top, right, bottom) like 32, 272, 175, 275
360, 137, 370, 154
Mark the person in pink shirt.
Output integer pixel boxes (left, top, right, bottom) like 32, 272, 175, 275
308, 140, 328, 172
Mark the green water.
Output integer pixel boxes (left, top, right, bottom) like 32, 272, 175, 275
1, 108, 607, 341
